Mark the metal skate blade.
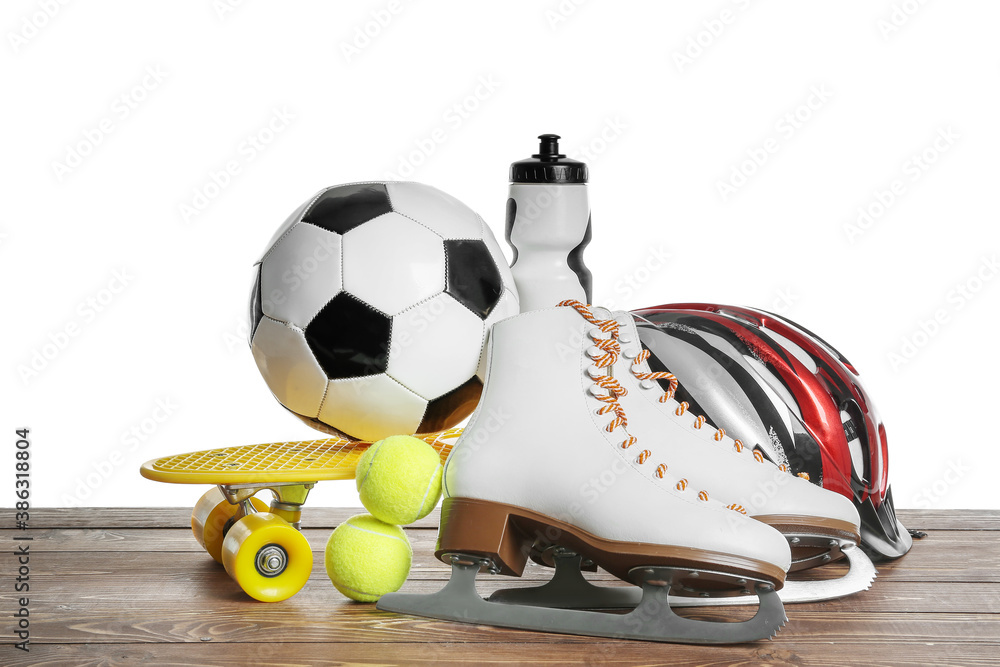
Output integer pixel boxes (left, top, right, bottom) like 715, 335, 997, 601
489, 546, 876, 610
379, 556, 786, 644
672, 545, 877, 607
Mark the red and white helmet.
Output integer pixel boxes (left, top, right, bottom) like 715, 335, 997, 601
632, 303, 912, 560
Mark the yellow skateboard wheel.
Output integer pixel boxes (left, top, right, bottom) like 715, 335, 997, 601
191, 487, 267, 564
221, 513, 313, 602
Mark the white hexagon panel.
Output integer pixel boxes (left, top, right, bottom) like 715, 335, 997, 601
318, 374, 428, 442
386, 181, 485, 240
250, 317, 329, 418
388, 293, 486, 400
259, 222, 343, 327
257, 196, 313, 263
342, 212, 445, 316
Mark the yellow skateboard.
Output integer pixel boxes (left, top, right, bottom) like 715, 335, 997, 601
140, 428, 461, 602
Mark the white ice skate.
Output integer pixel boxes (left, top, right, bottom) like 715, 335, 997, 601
377, 303, 792, 643
489, 303, 874, 612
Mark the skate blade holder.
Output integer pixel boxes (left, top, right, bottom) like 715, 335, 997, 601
788, 533, 854, 571
489, 545, 875, 609
377, 552, 787, 644
489, 550, 776, 608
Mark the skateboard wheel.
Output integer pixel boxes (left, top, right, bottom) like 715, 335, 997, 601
221, 513, 313, 602
191, 487, 267, 564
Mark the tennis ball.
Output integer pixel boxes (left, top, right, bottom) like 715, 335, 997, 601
356, 435, 443, 525
325, 514, 412, 602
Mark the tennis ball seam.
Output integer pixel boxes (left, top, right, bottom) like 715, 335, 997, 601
343, 521, 410, 545
356, 440, 386, 490
412, 467, 441, 524
335, 582, 380, 598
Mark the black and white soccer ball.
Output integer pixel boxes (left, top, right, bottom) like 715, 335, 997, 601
248, 182, 519, 442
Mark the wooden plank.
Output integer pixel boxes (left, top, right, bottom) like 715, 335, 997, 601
896, 509, 1000, 531
7, 507, 998, 531
5, 570, 998, 614
4, 552, 1000, 645
14, 526, 1000, 585
7, 529, 1000, 612
10, 600, 1000, 646
1, 507, 998, 667
6, 641, 1000, 667
3, 507, 438, 530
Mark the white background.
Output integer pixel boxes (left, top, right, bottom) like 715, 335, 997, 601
3, 0, 998, 510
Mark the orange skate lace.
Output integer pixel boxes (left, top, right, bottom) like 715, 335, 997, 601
630, 345, 770, 466
559, 300, 731, 509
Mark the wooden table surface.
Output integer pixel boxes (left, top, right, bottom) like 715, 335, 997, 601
2, 507, 997, 666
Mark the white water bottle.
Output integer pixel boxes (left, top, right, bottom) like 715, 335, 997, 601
505, 134, 592, 312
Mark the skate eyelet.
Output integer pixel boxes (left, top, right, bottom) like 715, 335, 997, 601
588, 328, 609, 341
587, 365, 603, 378
640, 379, 655, 390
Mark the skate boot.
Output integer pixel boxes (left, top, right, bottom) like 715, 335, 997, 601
598, 305, 874, 605
377, 304, 791, 643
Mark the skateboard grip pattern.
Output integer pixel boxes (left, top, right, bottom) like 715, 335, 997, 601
140, 428, 461, 484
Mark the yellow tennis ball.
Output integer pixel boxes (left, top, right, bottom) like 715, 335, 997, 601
324, 514, 412, 602
356, 435, 443, 525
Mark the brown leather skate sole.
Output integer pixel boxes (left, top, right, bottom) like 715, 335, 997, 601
752, 514, 860, 573
436, 497, 786, 594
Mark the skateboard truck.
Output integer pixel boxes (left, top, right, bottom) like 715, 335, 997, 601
220, 482, 316, 530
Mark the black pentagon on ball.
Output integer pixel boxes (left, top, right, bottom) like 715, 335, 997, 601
305, 293, 391, 379
417, 376, 484, 434
443, 239, 503, 318
302, 183, 393, 235
248, 263, 263, 344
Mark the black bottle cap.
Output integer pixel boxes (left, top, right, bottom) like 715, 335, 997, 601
510, 134, 588, 184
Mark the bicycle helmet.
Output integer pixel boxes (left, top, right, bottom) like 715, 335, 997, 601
631, 303, 912, 561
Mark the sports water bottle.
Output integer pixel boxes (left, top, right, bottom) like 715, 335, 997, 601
505, 134, 592, 311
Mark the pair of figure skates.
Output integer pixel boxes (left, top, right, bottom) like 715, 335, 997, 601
378, 302, 876, 643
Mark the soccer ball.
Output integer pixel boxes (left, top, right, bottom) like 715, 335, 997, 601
248, 181, 519, 442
